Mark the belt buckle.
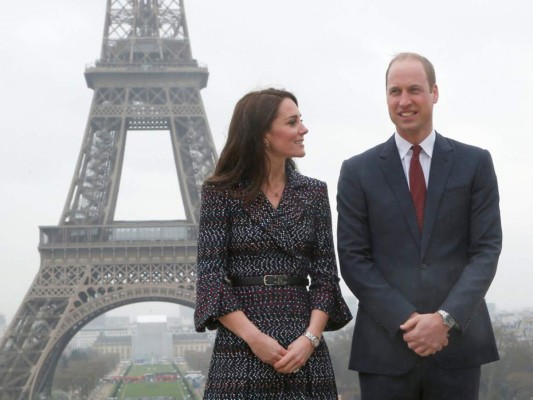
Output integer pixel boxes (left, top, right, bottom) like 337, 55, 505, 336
263, 274, 288, 286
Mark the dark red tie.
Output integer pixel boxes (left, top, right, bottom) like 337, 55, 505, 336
410, 145, 426, 231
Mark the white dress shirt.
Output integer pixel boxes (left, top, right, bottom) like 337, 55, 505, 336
395, 130, 436, 189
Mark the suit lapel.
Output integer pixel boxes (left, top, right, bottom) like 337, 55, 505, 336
421, 133, 454, 257
379, 136, 422, 249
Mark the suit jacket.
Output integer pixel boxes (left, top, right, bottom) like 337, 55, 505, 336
337, 133, 502, 375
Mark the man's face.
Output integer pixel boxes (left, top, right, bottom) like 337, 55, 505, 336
386, 58, 438, 143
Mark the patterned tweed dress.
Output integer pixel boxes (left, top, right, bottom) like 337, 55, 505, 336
194, 167, 352, 399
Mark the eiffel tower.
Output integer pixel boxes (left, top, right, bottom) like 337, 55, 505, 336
0, 0, 217, 398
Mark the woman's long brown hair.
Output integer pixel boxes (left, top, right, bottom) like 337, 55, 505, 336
206, 88, 297, 202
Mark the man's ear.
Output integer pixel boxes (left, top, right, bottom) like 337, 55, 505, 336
432, 84, 439, 104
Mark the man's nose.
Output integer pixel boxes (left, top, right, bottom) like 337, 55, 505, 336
399, 92, 412, 106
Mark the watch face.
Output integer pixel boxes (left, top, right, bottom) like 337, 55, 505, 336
305, 332, 319, 347
439, 310, 454, 328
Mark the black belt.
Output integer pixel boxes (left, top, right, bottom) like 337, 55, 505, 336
226, 275, 309, 287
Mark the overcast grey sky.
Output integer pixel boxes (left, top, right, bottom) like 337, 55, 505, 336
1, 0, 532, 322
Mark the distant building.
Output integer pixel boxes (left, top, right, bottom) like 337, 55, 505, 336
63, 313, 215, 362
93, 335, 132, 361
502, 310, 533, 344
179, 305, 194, 324
496, 312, 521, 328
173, 331, 215, 357
515, 315, 533, 343
66, 315, 131, 352
492, 309, 533, 345
132, 315, 173, 363
66, 329, 101, 351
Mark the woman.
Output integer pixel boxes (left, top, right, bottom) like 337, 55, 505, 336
194, 88, 352, 399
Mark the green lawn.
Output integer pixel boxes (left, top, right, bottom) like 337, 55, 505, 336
115, 363, 194, 400
118, 381, 188, 399
127, 364, 177, 376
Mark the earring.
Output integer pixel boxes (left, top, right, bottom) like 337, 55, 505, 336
264, 140, 270, 149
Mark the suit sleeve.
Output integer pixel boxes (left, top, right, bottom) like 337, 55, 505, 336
194, 184, 241, 332
337, 159, 416, 338
440, 150, 502, 330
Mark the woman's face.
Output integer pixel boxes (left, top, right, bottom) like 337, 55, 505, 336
264, 98, 308, 160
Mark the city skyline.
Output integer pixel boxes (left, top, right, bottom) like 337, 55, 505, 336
1, 294, 529, 329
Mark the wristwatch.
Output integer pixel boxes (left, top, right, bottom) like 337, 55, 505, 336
303, 331, 320, 348
437, 310, 456, 329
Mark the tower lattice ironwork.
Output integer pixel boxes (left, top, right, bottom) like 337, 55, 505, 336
0, 1, 217, 398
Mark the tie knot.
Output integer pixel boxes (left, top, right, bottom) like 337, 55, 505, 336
412, 145, 422, 157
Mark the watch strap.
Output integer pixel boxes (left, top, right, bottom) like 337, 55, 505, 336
438, 309, 456, 329
304, 331, 320, 347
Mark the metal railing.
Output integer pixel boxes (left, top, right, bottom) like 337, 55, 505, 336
39, 223, 198, 246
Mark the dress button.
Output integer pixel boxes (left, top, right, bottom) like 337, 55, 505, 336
421, 263, 428, 270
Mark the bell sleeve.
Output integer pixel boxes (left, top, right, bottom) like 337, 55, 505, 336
308, 182, 353, 331
194, 184, 241, 332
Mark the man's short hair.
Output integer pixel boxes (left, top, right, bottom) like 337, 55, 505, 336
386, 52, 436, 90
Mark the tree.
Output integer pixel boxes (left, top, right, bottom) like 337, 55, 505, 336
53, 349, 119, 397
480, 326, 533, 400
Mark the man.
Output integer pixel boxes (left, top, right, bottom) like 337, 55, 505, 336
337, 52, 502, 399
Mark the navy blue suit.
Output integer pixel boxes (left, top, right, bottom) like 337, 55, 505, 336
337, 133, 502, 377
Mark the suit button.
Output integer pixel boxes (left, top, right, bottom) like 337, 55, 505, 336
421, 263, 428, 270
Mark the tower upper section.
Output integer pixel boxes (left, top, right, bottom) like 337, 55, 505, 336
59, 0, 216, 226
102, 0, 193, 66
86, 0, 207, 89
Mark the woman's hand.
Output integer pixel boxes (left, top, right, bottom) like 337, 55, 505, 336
247, 331, 288, 366
273, 335, 315, 374
220, 311, 287, 366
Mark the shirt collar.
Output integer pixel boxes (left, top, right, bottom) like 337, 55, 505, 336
394, 130, 436, 159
